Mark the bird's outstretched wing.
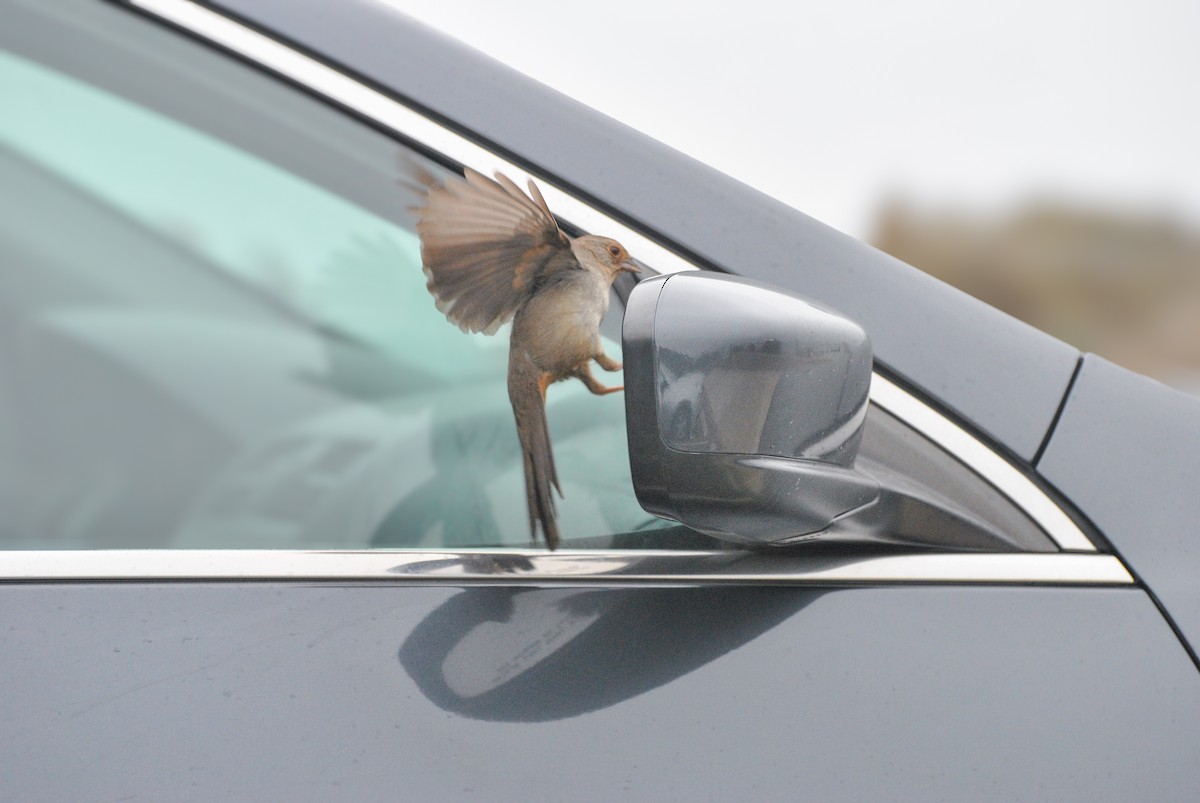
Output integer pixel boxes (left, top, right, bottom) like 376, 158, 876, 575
417, 169, 577, 334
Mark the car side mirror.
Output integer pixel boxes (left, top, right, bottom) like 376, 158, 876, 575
622, 272, 879, 546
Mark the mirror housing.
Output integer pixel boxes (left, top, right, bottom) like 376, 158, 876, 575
623, 272, 878, 546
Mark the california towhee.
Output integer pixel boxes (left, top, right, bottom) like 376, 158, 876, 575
417, 169, 639, 549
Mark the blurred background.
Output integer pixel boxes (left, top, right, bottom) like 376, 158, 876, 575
388, 0, 1200, 393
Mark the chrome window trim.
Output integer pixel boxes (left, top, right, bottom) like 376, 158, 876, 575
868, 376, 1094, 550
103, 0, 1094, 565
0, 549, 1132, 585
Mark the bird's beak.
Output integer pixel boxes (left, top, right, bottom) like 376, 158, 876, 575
619, 258, 642, 274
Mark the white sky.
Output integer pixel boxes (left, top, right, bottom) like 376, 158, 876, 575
384, 0, 1200, 240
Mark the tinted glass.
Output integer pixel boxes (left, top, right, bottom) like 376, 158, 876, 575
0, 0, 664, 549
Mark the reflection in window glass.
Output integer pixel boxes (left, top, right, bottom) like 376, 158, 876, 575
0, 3, 663, 549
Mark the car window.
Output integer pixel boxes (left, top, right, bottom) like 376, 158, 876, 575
0, 0, 1061, 557
0, 0, 669, 549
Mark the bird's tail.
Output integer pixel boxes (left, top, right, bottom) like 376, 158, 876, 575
508, 352, 562, 549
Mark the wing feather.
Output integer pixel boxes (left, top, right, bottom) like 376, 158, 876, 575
417, 169, 575, 334
524, 178, 556, 220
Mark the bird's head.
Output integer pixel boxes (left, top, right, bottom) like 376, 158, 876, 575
573, 236, 641, 282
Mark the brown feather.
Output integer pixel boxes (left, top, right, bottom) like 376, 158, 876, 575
417, 170, 576, 334
525, 179, 555, 220
508, 349, 561, 549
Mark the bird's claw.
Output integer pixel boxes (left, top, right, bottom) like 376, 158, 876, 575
594, 354, 622, 372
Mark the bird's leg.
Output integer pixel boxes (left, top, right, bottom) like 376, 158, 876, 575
594, 352, 622, 372
573, 363, 623, 395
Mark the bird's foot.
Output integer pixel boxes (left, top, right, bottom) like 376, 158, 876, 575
594, 354, 623, 372
577, 371, 624, 396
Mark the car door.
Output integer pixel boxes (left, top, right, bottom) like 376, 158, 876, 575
2, 1, 1199, 799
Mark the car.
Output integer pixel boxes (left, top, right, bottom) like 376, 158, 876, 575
2, 0, 1199, 799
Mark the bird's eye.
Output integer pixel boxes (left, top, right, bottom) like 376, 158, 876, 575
608, 245, 621, 257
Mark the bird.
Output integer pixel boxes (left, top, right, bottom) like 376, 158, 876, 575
416, 168, 640, 550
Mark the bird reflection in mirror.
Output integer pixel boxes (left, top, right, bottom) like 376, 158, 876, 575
416, 169, 639, 549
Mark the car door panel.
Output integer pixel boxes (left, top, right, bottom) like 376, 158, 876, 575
1, 582, 1196, 800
